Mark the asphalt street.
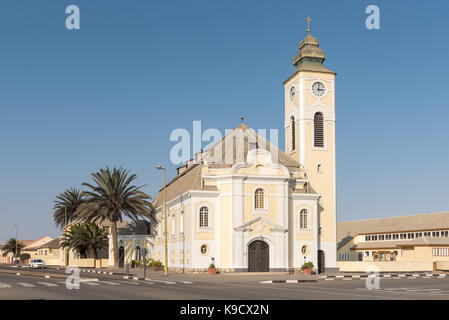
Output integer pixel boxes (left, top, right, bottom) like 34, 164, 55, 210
2, 268, 449, 299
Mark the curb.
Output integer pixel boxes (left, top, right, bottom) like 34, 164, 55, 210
320, 273, 447, 280
260, 279, 318, 284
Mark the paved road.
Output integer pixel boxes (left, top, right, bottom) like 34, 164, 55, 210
2, 269, 449, 299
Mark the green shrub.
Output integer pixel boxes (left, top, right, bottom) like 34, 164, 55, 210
300, 262, 314, 270
148, 259, 163, 267
20, 253, 31, 261
132, 260, 141, 266
208, 263, 216, 269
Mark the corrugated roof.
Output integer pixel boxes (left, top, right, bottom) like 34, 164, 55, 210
34, 238, 60, 250
351, 237, 449, 250
337, 211, 449, 245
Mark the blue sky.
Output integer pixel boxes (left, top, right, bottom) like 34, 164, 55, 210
0, 0, 448, 241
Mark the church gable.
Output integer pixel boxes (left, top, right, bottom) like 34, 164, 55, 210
232, 149, 290, 177
234, 216, 287, 233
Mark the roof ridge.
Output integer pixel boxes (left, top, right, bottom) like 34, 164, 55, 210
338, 211, 449, 224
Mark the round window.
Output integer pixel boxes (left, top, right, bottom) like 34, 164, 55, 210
200, 244, 208, 255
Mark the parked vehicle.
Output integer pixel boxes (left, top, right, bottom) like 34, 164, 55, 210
29, 259, 45, 269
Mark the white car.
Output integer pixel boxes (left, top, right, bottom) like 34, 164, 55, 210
29, 259, 45, 269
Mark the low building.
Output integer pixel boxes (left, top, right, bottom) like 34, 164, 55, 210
1, 236, 53, 264
27, 238, 62, 266
337, 212, 449, 271
102, 220, 152, 268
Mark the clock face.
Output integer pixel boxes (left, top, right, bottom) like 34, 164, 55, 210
312, 81, 326, 97
289, 86, 296, 102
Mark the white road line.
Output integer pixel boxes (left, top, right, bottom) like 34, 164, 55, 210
181, 281, 193, 284
17, 282, 35, 288
37, 282, 58, 287
0, 283, 12, 288
147, 279, 176, 284
117, 280, 140, 285
100, 281, 120, 286
83, 282, 99, 286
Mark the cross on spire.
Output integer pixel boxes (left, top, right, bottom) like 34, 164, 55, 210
305, 15, 312, 34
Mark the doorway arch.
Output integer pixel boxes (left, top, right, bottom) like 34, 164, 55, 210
248, 240, 269, 272
119, 246, 125, 268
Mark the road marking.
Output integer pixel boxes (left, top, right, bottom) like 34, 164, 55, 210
83, 282, 99, 286
100, 281, 120, 286
181, 281, 193, 284
17, 282, 35, 288
147, 279, 176, 284
117, 280, 140, 285
37, 282, 57, 287
0, 283, 12, 288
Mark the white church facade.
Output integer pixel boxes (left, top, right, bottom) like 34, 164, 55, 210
150, 26, 338, 273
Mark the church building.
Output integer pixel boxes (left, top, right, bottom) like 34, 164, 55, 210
151, 22, 338, 273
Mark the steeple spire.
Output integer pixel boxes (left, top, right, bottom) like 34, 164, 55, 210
305, 15, 312, 35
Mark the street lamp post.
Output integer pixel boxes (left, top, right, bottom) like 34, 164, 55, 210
156, 165, 168, 276
64, 207, 68, 268
12, 224, 18, 263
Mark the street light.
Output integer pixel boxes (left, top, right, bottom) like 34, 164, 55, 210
64, 206, 68, 268
12, 224, 18, 263
156, 165, 168, 275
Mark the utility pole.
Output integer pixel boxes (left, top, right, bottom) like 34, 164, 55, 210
156, 165, 168, 275
13, 224, 18, 263
64, 207, 68, 268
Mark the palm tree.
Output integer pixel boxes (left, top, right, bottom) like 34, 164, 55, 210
60, 222, 109, 268
76, 167, 153, 268
60, 224, 89, 258
53, 188, 86, 230
83, 222, 109, 267
1, 238, 25, 257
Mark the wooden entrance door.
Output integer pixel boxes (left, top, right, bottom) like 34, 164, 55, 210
248, 240, 269, 272
318, 250, 325, 274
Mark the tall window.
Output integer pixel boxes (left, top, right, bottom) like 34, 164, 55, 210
314, 112, 324, 147
135, 246, 141, 260
199, 207, 209, 228
255, 188, 265, 209
300, 209, 308, 229
180, 214, 184, 234
291, 116, 296, 151
171, 217, 175, 235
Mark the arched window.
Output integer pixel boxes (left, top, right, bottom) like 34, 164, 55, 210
135, 246, 141, 261
255, 188, 265, 209
314, 112, 324, 148
291, 116, 296, 151
300, 209, 308, 230
199, 207, 209, 228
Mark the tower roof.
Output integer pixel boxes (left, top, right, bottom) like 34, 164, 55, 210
290, 17, 334, 75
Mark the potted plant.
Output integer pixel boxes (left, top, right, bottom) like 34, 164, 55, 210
208, 263, 217, 275
301, 262, 314, 275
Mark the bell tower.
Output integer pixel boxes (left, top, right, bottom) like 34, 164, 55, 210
284, 17, 337, 270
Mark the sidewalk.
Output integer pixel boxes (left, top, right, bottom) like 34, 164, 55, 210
78, 267, 320, 283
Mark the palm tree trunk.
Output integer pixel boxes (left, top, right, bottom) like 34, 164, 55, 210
111, 221, 119, 268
